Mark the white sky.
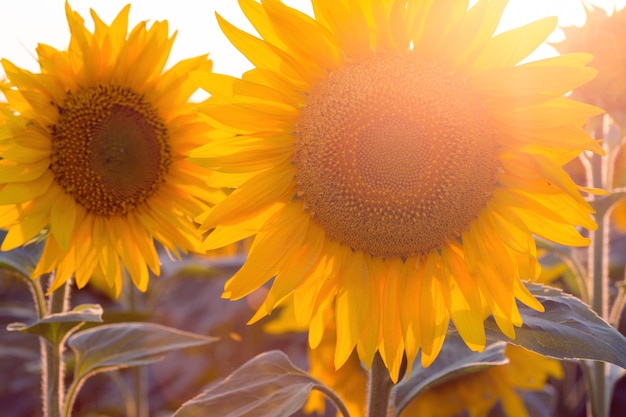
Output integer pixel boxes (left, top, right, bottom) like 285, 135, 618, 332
0, 0, 625, 79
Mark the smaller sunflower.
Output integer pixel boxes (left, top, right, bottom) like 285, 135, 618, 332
267, 301, 562, 417
0, 3, 216, 294
403, 345, 563, 417
556, 6, 626, 125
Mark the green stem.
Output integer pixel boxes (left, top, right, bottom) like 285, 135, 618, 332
590, 203, 609, 327
43, 340, 65, 417
367, 353, 394, 417
540, 243, 590, 302
48, 279, 70, 316
313, 384, 351, 417
108, 371, 138, 417
586, 206, 609, 417
126, 282, 149, 417
609, 284, 626, 329
42, 278, 70, 417
585, 118, 610, 417
32, 278, 48, 319
63, 376, 82, 417
132, 366, 149, 417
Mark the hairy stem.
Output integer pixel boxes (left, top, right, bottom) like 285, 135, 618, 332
42, 278, 70, 417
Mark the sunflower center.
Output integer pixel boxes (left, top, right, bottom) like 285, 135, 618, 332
294, 53, 498, 258
50, 84, 171, 216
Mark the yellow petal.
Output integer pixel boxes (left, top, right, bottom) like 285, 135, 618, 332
472, 17, 557, 71
224, 203, 309, 300
201, 164, 294, 231
0, 159, 50, 183
50, 191, 76, 252
0, 170, 54, 205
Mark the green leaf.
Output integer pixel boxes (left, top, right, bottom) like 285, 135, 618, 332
7, 303, 103, 344
173, 350, 333, 417
67, 322, 217, 382
391, 334, 508, 417
0, 229, 44, 278
485, 284, 626, 368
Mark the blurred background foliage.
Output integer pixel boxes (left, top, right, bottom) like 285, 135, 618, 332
1, 241, 626, 417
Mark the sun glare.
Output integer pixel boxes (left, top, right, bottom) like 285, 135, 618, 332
494, 0, 626, 59
0, 0, 625, 79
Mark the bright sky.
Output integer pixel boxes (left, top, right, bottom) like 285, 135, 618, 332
0, 0, 625, 79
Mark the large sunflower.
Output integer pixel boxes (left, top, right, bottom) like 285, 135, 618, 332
194, 0, 603, 380
0, 4, 216, 295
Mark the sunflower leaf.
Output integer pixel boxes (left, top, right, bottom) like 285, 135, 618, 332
173, 350, 344, 417
0, 229, 44, 278
484, 283, 626, 368
391, 334, 508, 417
7, 303, 103, 344
67, 322, 217, 384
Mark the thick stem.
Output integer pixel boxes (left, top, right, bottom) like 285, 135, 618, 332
43, 341, 65, 417
42, 279, 70, 417
125, 283, 149, 417
590, 204, 610, 321
367, 353, 394, 417
587, 199, 618, 417
589, 172, 609, 321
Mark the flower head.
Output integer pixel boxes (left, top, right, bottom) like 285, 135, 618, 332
404, 344, 563, 417
556, 6, 626, 125
0, 3, 216, 294
195, 0, 602, 380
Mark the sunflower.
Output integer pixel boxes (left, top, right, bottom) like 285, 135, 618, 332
403, 344, 563, 417
194, 0, 603, 380
555, 5, 626, 126
0, 3, 217, 295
